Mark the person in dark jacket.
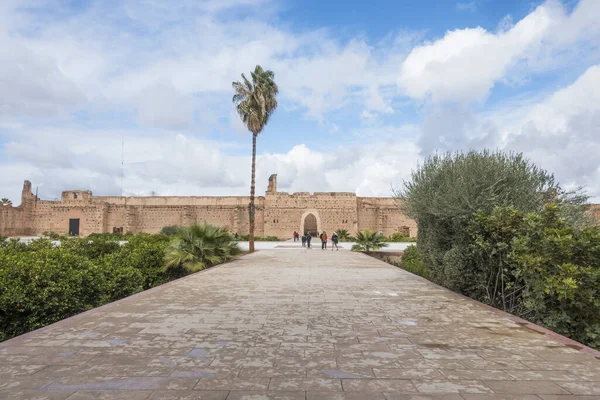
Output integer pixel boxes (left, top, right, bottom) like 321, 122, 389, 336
331, 232, 339, 251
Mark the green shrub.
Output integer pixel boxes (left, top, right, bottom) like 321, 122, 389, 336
351, 230, 388, 253
0, 232, 185, 342
0, 238, 32, 252
399, 245, 431, 279
86, 232, 131, 240
388, 232, 417, 242
397, 150, 599, 349
236, 234, 278, 241
111, 234, 174, 289
160, 225, 179, 235
164, 224, 241, 273
399, 150, 589, 293
95, 256, 144, 304
259, 236, 279, 241
0, 248, 104, 341
61, 237, 121, 260
41, 231, 61, 240
470, 204, 600, 349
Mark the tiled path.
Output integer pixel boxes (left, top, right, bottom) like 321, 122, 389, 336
1, 250, 600, 400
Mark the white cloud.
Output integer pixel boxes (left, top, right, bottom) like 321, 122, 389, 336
418, 64, 600, 200
136, 81, 195, 129
456, 1, 478, 12
398, 0, 600, 103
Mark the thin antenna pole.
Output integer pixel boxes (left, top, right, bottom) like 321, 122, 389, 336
120, 140, 124, 197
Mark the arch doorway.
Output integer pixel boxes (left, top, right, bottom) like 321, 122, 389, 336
303, 213, 317, 235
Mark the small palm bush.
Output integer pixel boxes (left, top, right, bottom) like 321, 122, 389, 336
335, 229, 353, 241
351, 230, 388, 253
164, 224, 241, 273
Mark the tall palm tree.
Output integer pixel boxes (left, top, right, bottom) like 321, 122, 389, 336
232, 65, 278, 252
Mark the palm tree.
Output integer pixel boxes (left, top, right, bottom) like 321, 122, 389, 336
232, 65, 278, 252
163, 224, 241, 273
351, 230, 388, 254
1, 198, 11, 206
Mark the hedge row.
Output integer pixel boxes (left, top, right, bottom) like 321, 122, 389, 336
0, 234, 186, 342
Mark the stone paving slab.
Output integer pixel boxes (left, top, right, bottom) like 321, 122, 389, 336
1, 250, 600, 400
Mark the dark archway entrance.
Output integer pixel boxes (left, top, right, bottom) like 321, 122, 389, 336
303, 213, 317, 235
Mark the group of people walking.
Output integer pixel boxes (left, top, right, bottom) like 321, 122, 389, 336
294, 230, 339, 250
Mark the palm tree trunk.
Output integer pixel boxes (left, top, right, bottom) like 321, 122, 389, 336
249, 133, 257, 253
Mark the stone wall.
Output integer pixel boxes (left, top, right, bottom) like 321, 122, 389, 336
1, 178, 419, 238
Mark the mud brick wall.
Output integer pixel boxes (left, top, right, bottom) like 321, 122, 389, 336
0, 206, 26, 236
264, 192, 358, 237
357, 198, 417, 237
1, 179, 417, 238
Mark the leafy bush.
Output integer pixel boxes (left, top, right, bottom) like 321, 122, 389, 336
61, 237, 121, 260
160, 225, 179, 235
0, 248, 105, 341
164, 224, 241, 273
236, 234, 279, 241
0, 232, 197, 342
470, 204, 600, 349
388, 232, 417, 242
112, 234, 174, 288
399, 150, 588, 293
399, 245, 431, 279
41, 231, 61, 240
397, 150, 599, 349
351, 230, 388, 253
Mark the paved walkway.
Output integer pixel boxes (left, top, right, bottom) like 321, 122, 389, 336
1, 250, 600, 400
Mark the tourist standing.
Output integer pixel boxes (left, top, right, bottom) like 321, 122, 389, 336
306, 234, 312, 249
301, 234, 306, 247
293, 231, 298, 241
321, 231, 328, 250
331, 232, 339, 251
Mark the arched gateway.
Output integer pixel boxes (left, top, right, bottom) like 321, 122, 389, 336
303, 214, 317, 234
300, 210, 321, 235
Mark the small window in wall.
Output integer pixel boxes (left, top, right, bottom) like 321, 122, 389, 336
73, 193, 78, 199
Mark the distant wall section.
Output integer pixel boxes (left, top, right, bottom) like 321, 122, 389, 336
1, 178, 417, 238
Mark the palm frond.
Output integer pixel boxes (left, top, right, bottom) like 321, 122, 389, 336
163, 224, 240, 273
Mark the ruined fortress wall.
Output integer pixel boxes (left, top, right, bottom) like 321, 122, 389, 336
0, 179, 414, 238
264, 192, 358, 237
0, 206, 26, 237
357, 197, 417, 237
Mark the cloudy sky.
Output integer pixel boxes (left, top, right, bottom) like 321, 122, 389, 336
1, 0, 599, 203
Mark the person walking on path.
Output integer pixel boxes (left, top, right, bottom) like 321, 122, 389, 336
306, 234, 312, 249
321, 231, 328, 250
331, 232, 339, 251
301, 234, 306, 247
293, 231, 298, 241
